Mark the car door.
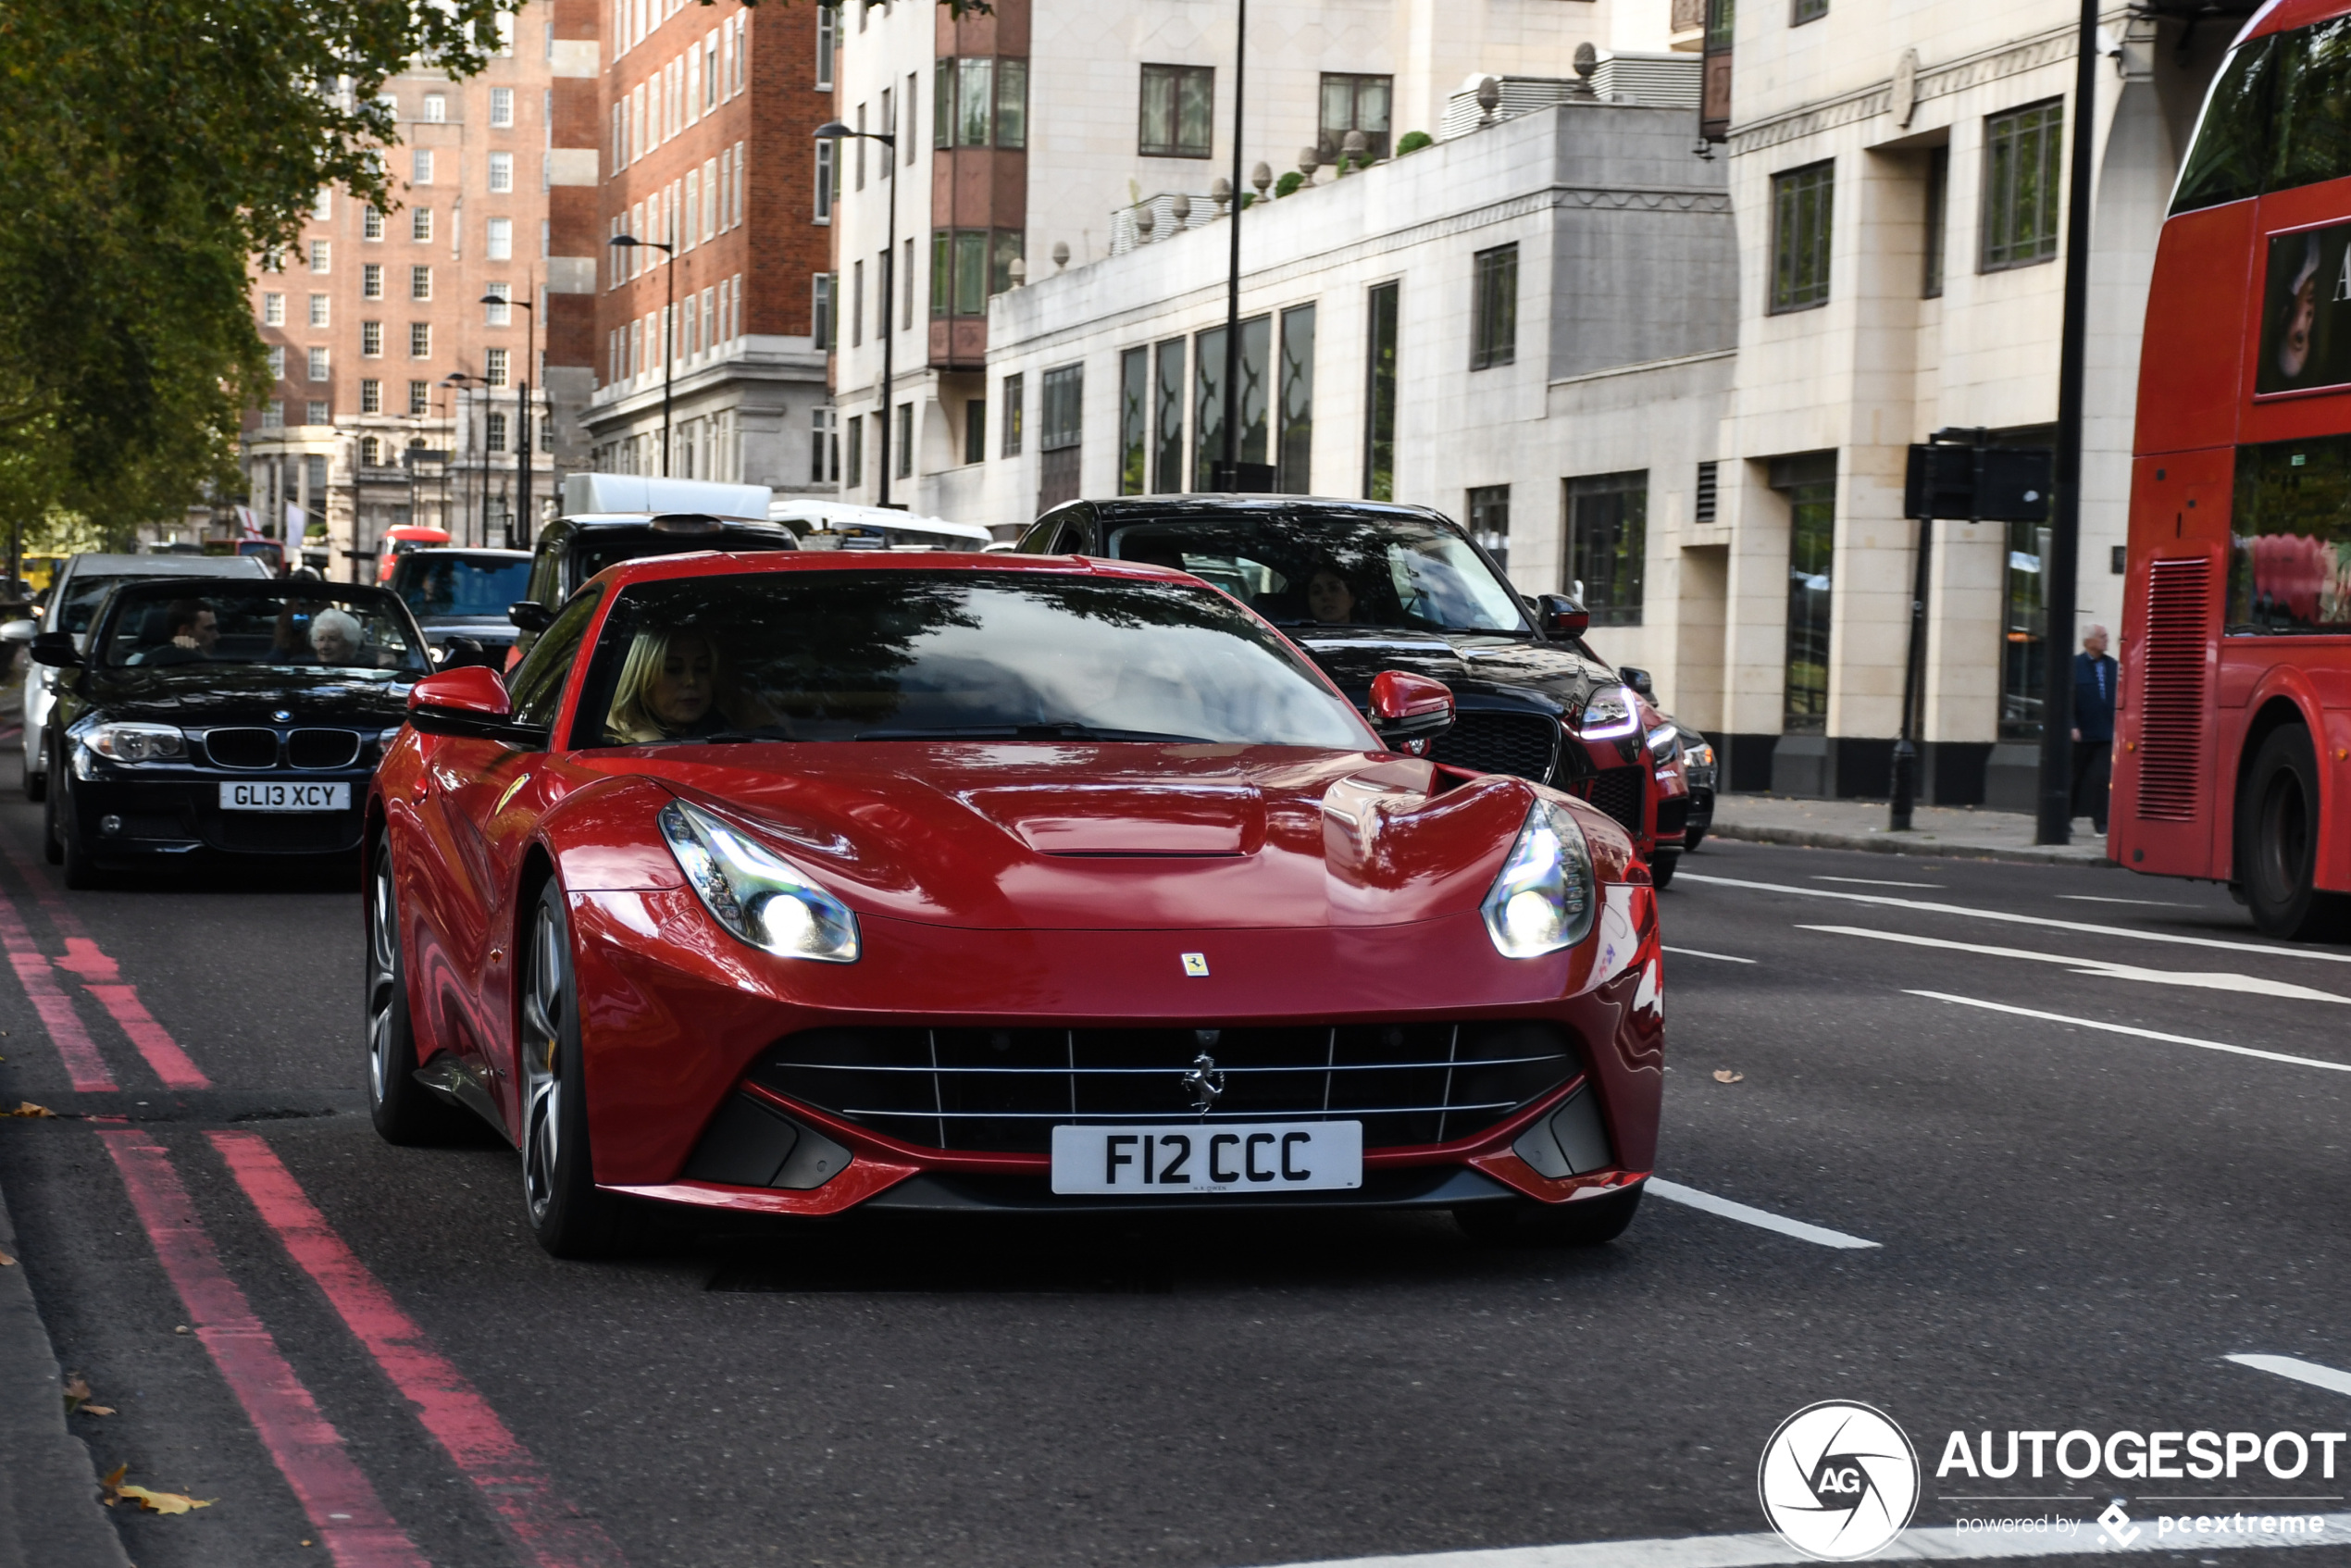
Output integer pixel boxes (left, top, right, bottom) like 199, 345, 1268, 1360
408, 587, 603, 1127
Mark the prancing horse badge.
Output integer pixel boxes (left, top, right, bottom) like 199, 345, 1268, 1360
1180, 952, 1210, 977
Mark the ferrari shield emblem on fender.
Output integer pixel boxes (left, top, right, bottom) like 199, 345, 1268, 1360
1181, 952, 1210, 977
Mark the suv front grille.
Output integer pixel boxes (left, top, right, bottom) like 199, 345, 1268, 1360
1430, 712, 1558, 783
747, 1021, 1581, 1154
1582, 766, 1645, 837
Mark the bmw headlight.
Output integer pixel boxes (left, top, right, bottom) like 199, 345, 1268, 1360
659, 798, 860, 963
1480, 799, 1597, 959
1578, 684, 1640, 741
81, 722, 187, 764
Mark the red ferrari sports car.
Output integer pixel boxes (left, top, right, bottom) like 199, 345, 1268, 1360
367, 551, 1664, 1255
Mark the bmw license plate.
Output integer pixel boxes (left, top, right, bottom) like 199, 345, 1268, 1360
1050, 1121, 1362, 1194
218, 781, 349, 812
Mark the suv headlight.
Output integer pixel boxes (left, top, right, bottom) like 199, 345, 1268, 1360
660, 799, 860, 963
1481, 799, 1597, 959
1578, 684, 1640, 741
1645, 722, 1681, 761
81, 722, 187, 764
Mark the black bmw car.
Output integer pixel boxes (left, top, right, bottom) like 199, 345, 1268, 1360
33, 579, 428, 886
1016, 496, 1681, 872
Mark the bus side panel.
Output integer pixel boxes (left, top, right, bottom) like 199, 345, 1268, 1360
2133, 204, 2255, 455
2114, 454, 2230, 879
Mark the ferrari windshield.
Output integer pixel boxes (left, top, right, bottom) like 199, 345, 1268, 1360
1099, 511, 1530, 635
94, 583, 426, 673
574, 569, 1375, 748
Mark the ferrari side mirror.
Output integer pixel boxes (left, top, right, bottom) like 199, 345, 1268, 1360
408, 666, 545, 746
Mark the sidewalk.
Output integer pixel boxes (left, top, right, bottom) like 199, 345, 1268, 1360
1705, 793, 2114, 866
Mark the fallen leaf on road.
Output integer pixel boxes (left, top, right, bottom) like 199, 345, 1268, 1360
63, 1375, 115, 1416
0, 1248, 14, 1266
1712, 1069, 1745, 1084
100, 1466, 210, 1513
6, 1101, 56, 1117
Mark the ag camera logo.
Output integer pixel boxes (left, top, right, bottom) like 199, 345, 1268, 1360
1758, 1401, 1922, 1560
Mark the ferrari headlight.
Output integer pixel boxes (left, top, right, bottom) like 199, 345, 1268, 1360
1645, 722, 1681, 760
1480, 799, 1597, 959
81, 722, 187, 764
1578, 684, 1640, 741
659, 799, 860, 963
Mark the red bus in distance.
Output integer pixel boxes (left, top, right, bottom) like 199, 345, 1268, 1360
2116, 0, 2351, 937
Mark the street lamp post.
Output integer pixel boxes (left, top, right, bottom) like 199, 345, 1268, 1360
814, 119, 898, 506
438, 372, 474, 546
481, 281, 537, 547
608, 235, 678, 476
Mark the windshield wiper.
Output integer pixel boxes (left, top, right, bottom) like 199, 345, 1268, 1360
854, 723, 1210, 743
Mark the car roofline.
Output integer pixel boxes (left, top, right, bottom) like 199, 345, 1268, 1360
578, 549, 1199, 593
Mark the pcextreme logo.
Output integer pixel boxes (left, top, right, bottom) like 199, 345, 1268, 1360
1758, 1401, 1922, 1561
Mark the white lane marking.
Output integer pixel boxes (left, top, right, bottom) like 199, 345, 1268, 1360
1663, 945, 1756, 964
1250, 1513, 2351, 1566
1812, 875, 1942, 888
1802, 925, 2351, 1005
1679, 871, 2351, 965
2058, 894, 2187, 907
1906, 990, 2351, 1074
2229, 1353, 2351, 1399
1646, 1178, 1880, 1250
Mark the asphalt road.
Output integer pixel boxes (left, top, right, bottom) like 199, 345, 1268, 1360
3, 770, 2350, 1568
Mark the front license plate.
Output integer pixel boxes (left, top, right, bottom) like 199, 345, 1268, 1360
218, 781, 350, 812
1050, 1121, 1362, 1195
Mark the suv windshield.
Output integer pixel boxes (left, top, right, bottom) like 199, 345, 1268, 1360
574, 569, 1373, 748
392, 554, 529, 622
1098, 512, 1529, 635
96, 585, 426, 674
573, 527, 795, 584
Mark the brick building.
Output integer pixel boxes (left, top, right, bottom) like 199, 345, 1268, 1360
244, 0, 578, 581
582, 0, 837, 494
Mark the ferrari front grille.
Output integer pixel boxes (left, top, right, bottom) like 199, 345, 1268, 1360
204, 728, 279, 769
1429, 712, 1558, 783
1582, 765, 1645, 837
747, 1020, 1582, 1155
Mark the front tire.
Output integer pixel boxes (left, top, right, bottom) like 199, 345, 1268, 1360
52, 763, 96, 889
41, 760, 61, 865
23, 734, 44, 802
519, 879, 631, 1258
1650, 849, 1679, 890
1456, 1184, 1644, 1246
367, 837, 473, 1144
2238, 726, 2343, 940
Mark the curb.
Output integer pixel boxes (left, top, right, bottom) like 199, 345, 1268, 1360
0, 1176, 132, 1568
1707, 821, 2117, 867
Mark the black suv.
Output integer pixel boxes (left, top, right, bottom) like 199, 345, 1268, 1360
506, 510, 798, 660
1016, 496, 1677, 868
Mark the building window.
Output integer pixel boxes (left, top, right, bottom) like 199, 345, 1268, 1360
409, 265, 431, 302
412, 207, 433, 243
903, 237, 915, 329
1153, 339, 1185, 493
307, 400, 330, 425
1770, 161, 1835, 312
309, 292, 330, 328
363, 206, 385, 241
815, 141, 835, 221
1001, 372, 1025, 456
964, 399, 988, 465
362, 264, 384, 300
263, 399, 284, 428
1695, 460, 1719, 523
413, 148, 433, 184
1567, 471, 1648, 626
1363, 280, 1399, 501
953, 57, 991, 145
1138, 64, 1213, 158
813, 274, 834, 351
1119, 347, 1148, 494
930, 230, 998, 317
878, 87, 892, 179
491, 86, 514, 127
1772, 453, 1837, 734
845, 414, 864, 487
1922, 145, 1948, 298
423, 93, 446, 123
361, 321, 383, 357
1276, 305, 1315, 494
488, 217, 513, 260
1041, 365, 1084, 453
894, 402, 913, 478
851, 260, 864, 348
1471, 243, 1516, 370
310, 240, 331, 274
263, 292, 285, 327
485, 281, 511, 327
2001, 516, 2051, 738
307, 346, 330, 381
485, 346, 509, 387
1318, 74, 1393, 163
361, 379, 382, 414
997, 60, 1027, 150
1982, 99, 2063, 271
267, 344, 286, 379
1792, 0, 1825, 23
410, 322, 431, 358
1468, 486, 1511, 576
360, 435, 383, 466
1194, 317, 1270, 487
408, 380, 429, 416
816, 5, 835, 88
812, 407, 839, 483
486, 410, 508, 454
489, 151, 515, 193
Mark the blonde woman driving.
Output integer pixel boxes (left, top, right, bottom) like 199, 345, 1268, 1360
603, 628, 774, 742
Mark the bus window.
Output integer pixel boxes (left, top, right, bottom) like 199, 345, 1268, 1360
2271, 20, 2351, 193
2228, 433, 2351, 632
2173, 36, 2276, 214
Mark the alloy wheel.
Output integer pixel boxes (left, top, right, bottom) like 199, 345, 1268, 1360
519, 902, 566, 1226
367, 857, 400, 1103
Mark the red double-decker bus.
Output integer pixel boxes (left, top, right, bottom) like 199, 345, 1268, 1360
2117, 0, 2351, 937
